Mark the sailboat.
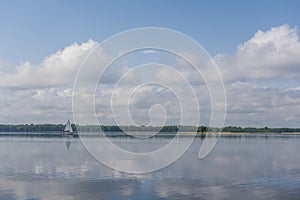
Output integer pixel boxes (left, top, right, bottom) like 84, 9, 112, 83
63, 119, 73, 136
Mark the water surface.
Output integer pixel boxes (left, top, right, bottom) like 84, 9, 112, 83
0, 134, 300, 199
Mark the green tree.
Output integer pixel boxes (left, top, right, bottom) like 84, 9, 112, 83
197, 126, 208, 134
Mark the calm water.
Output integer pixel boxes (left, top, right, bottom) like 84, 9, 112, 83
0, 134, 300, 199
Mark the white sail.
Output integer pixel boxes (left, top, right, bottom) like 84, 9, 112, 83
64, 119, 73, 133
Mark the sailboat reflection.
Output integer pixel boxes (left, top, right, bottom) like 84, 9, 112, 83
64, 135, 73, 150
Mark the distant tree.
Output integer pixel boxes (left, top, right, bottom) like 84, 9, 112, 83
197, 126, 208, 134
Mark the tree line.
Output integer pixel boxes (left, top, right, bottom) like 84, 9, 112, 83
0, 124, 196, 133
0, 124, 65, 132
0, 124, 299, 133
222, 126, 300, 133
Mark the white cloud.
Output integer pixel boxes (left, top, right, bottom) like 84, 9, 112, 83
225, 82, 300, 127
0, 25, 300, 127
215, 24, 300, 82
207, 24, 300, 127
0, 88, 72, 123
0, 39, 98, 89
0, 40, 101, 123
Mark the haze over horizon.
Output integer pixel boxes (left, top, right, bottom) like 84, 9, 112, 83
0, 1, 299, 127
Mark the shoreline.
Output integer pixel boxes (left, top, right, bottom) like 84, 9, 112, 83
1, 131, 300, 138
178, 131, 300, 135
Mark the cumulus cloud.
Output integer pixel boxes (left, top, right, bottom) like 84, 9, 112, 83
215, 24, 300, 82
0, 39, 98, 89
225, 82, 300, 127
210, 24, 300, 127
0, 40, 102, 123
0, 88, 73, 123
0, 24, 300, 127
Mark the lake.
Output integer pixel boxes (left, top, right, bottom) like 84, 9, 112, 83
0, 134, 300, 199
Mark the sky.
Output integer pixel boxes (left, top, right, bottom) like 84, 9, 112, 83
0, 0, 299, 127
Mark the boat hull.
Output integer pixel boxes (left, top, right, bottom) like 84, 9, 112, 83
62, 131, 73, 136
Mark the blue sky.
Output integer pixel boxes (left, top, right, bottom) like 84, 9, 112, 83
0, 0, 299, 64
0, 1, 300, 127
